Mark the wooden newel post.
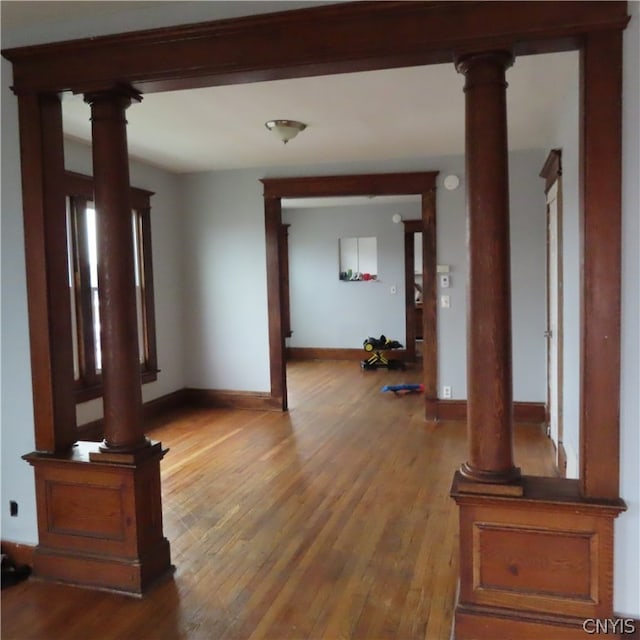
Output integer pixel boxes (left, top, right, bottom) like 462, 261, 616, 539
456, 51, 520, 486
85, 87, 148, 452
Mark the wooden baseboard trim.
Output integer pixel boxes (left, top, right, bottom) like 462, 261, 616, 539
77, 389, 191, 441
286, 347, 411, 361
437, 400, 546, 423
184, 388, 281, 411
1, 540, 36, 567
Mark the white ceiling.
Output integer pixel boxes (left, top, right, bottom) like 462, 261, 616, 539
61, 51, 577, 174
2, 0, 579, 175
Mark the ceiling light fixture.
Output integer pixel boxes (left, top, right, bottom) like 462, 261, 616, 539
265, 119, 307, 144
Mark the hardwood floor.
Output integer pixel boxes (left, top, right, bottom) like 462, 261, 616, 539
1, 361, 555, 640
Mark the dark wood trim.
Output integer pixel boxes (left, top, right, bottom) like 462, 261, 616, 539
403, 217, 423, 364
263, 172, 440, 198
184, 389, 281, 411
404, 227, 417, 361
70, 197, 99, 390
65, 170, 155, 202
138, 204, 159, 378
541, 149, 565, 480
579, 30, 623, 500
539, 148, 562, 192
2, 2, 628, 95
421, 189, 438, 420
1, 541, 36, 568
403, 220, 422, 234
262, 172, 438, 417
66, 171, 158, 404
17, 92, 77, 453
286, 347, 412, 362
77, 388, 191, 441
438, 400, 546, 424
280, 224, 292, 339
264, 197, 286, 410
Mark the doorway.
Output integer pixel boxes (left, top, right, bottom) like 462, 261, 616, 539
261, 171, 439, 418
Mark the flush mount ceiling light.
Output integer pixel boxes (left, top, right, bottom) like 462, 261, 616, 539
265, 119, 307, 144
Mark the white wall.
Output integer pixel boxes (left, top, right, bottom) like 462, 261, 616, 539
616, 0, 640, 618
1, 58, 38, 544
283, 201, 419, 349
180, 170, 271, 392
63, 139, 186, 425
181, 150, 547, 402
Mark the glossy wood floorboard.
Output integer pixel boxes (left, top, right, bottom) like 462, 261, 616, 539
1, 360, 555, 640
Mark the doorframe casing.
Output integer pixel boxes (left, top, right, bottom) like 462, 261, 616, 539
261, 172, 438, 415
540, 149, 565, 476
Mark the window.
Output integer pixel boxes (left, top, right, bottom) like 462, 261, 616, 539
66, 171, 158, 403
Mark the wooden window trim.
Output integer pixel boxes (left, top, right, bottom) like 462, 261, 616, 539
66, 171, 158, 404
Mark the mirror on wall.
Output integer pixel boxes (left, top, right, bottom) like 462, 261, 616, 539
339, 236, 378, 280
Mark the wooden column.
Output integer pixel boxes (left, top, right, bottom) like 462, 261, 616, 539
84, 87, 147, 452
457, 51, 520, 487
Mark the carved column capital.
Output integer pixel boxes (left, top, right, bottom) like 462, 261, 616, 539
455, 50, 514, 76
84, 84, 142, 107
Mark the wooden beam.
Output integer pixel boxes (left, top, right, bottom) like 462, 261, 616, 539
262, 172, 439, 198
2, 2, 628, 94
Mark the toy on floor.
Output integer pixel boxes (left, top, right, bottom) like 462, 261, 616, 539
381, 383, 424, 396
361, 334, 406, 370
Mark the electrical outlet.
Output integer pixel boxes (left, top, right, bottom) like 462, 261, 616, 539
443, 385, 452, 399
9, 501, 18, 517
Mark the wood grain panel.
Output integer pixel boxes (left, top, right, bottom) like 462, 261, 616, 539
46, 482, 124, 539
475, 525, 593, 598
452, 471, 625, 631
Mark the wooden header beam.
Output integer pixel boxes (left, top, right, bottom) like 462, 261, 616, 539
261, 172, 438, 199
2, 1, 628, 95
